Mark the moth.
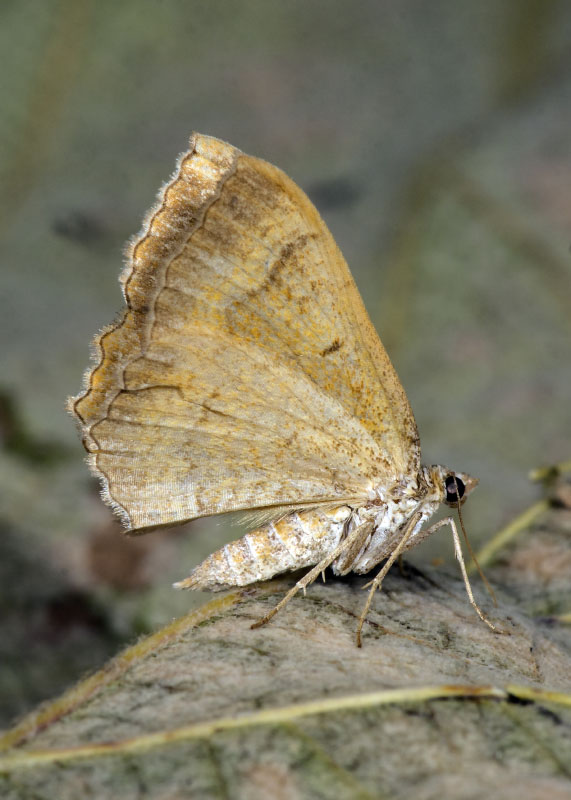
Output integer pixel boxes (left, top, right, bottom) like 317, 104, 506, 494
71, 133, 498, 646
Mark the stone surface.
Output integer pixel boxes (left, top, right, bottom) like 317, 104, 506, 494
0, 500, 569, 798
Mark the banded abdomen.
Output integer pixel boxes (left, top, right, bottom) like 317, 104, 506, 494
176, 505, 351, 590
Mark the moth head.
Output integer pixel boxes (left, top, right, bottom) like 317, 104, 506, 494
443, 470, 479, 508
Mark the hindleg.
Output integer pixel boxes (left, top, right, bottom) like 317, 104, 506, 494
251, 519, 374, 629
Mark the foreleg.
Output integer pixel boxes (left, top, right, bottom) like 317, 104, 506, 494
356, 514, 503, 647
429, 516, 502, 633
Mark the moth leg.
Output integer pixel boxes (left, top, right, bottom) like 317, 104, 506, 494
251, 519, 374, 630
356, 510, 422, 647
334, 519, 374, 575
425, 517, 503, 634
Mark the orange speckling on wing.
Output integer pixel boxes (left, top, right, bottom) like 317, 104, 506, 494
70, 133, 420, 532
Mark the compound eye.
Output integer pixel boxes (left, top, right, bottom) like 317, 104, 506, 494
445, 475, 465, 503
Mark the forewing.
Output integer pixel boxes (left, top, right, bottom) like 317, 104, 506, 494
71, 134, 419, 530
89, 325, 388, 529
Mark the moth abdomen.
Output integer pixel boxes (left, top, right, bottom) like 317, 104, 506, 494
175, 506, 350, 590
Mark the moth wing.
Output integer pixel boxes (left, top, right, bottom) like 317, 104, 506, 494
71, 134, 419, 531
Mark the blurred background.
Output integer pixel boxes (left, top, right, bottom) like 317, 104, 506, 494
1, 0, 570, 728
